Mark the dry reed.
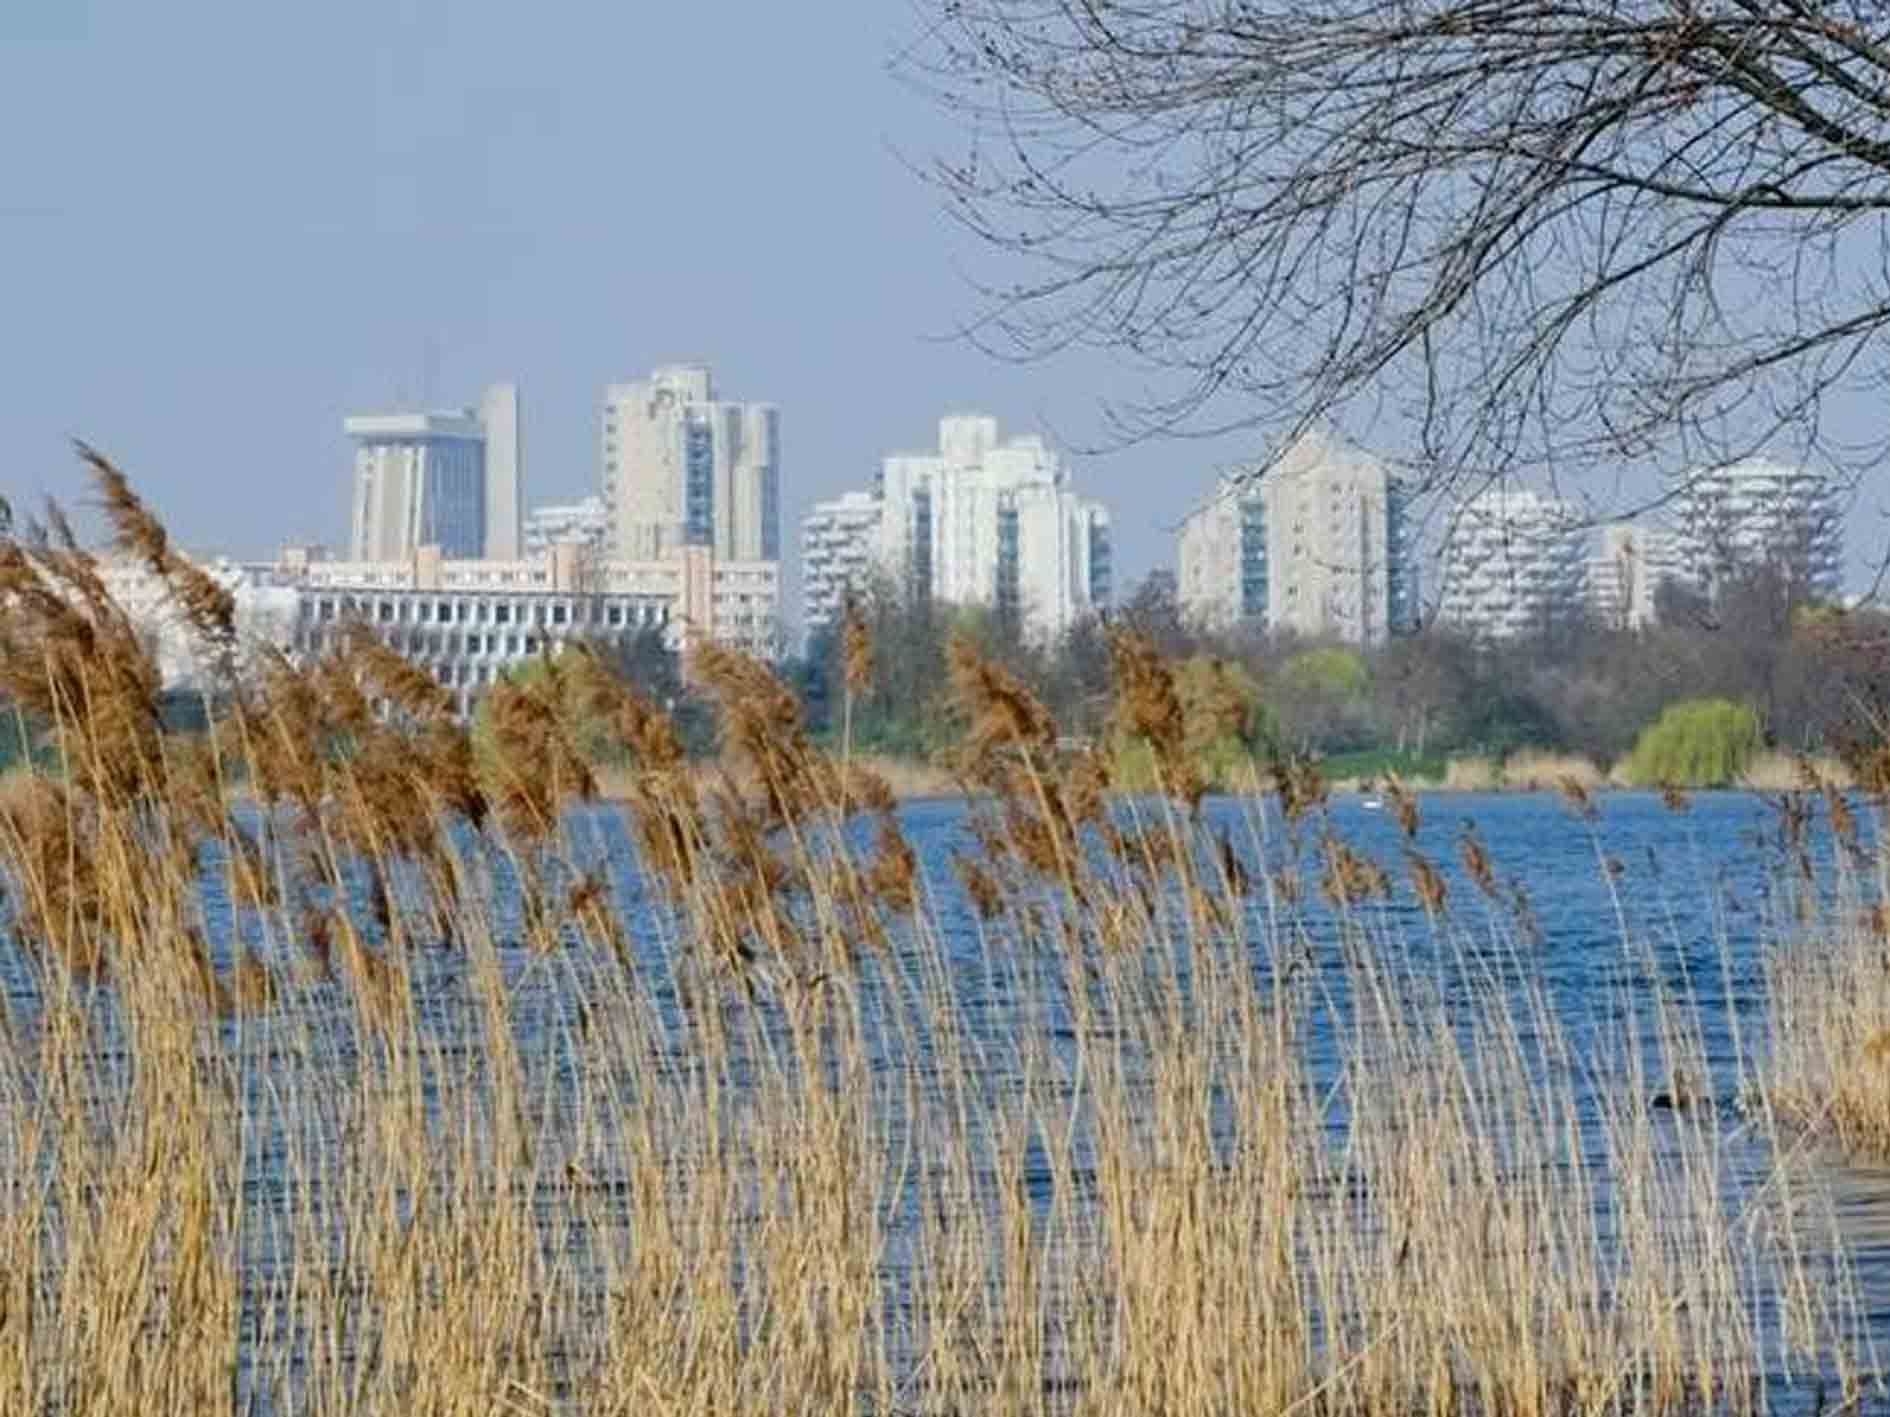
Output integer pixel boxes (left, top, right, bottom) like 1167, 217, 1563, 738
0, 453, 1874, 1414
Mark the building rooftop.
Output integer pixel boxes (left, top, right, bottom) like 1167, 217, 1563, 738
343, 410, 483, 440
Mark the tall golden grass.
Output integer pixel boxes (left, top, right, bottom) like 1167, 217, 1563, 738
1740, 749, 1856, 792
1440, 753, 1608, 792
0, 452, 1876, 1412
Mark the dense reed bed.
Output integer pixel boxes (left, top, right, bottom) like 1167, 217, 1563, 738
0, 455, 1880, 1413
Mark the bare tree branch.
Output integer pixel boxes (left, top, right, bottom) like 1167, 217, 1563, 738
903, 0, 1890, 490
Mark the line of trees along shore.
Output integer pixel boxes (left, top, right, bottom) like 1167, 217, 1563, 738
11, 563, 1874, 792
786, 564, 1890, 786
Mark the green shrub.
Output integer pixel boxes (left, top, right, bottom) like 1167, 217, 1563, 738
1620, 698, 1760, 787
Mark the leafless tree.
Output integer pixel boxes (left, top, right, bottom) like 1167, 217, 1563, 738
905, 0, 1890, 496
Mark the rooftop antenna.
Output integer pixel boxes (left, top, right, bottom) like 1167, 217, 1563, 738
421, 333, 440, 411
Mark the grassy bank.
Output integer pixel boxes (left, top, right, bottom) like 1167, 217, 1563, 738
0, 454, 1878, 1411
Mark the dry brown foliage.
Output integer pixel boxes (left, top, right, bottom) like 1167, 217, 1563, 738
1321, 836, 1390, 906
840, 592, 872, 700
1459, 826, 1500, 900
0, 450, 1875, 1414
1106, 626, 1205, 812
1383, 772, 1420, 839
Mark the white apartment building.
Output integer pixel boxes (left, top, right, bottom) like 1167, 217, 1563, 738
1262, 430, 1412, 644
873, 415, 1111, 643
599, 365, 779, 564
255, 542, 777, 719
1435, 487, 1588, 639
1586, 523, 1685, 630
523, 495, 609, 557
800, 490, 883, 635
1178, 429, 1413, 643
1177, 474, 1268, 632
346, 383, 523, 562
1676, 459, 1844, 603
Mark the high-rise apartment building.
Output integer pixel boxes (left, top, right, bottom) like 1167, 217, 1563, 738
874, 415, 1111, 643
1435, 487, 1587, 639
523, 496, 610, 557
1177, 429, 1412, 643
346, 383, 522, 562
1675, 459, 1843, 603
1586, 523, 1685, 631
1178, 475, 1269, 631
800, 490, 883, 635
1260, 430, 1412, 644
599, 365, 779, 564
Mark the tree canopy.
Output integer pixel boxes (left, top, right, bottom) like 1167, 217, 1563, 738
909, 0, 1890, 492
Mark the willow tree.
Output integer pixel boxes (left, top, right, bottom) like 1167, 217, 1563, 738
907, 1, 1890, 492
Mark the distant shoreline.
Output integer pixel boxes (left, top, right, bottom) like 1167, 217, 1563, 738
586, 746, 1853, 806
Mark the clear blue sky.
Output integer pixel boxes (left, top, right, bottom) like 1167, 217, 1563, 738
0, 0, 1221, 608
4, 1, 1878, 604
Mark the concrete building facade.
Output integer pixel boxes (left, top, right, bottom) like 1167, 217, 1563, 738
1178, 429, 1412, 643
874, 415, 1111, 643
1178, 476, 1268, 632
1435, 487, 1588, 639
800, 489, 883, 635
480, 384, 523, 560
1676, 460, 1844, 603
599, 365, 779, 564
258, 543, 778, 719
346, 383, 522, 562
1586, 523, 1686, 631
523, 495, 610, 557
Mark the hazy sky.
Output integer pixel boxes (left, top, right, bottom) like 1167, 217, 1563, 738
3, 1, 1877, 606
1, 0, 1224, 606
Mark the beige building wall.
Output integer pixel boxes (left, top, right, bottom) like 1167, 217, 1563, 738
1259, 429, 1398, 645
1178, 479, 1247, 631
600, 366, 779, 564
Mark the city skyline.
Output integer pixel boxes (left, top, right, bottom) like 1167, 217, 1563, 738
17, 4, 1883, 621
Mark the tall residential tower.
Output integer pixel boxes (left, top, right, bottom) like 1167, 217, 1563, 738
599, 365, 780, 564
1676, 459, 1843, 604
1177, 428, 1413, 643
875, 415, 1111, 643
1435, 487, 1588, 639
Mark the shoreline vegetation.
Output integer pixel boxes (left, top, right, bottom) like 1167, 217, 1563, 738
584, 746, 1857, 804
0, 451, 1885, 1410
4, 743, 1854, 808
